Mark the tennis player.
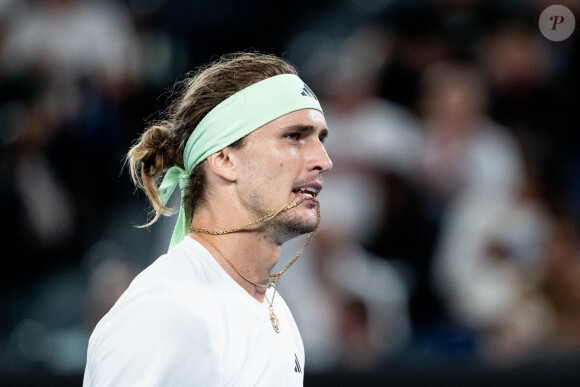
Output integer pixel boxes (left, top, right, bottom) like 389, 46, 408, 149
83, 52, 332, 386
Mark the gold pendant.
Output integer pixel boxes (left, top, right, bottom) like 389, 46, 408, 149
269, 306, 280, 333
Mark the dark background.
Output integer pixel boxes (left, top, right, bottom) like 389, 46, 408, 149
1, 0, 580, 385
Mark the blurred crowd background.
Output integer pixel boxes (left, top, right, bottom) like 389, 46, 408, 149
1, 0, 580, 385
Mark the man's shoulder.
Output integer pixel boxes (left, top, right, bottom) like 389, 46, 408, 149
87, 277, 221, 358
95, 239, 222, 332
127, 237, 217, 297
109, 268, 219, 325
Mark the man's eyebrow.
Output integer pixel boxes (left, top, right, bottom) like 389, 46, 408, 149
283, 124, 329, 137
282, 124, 316, 133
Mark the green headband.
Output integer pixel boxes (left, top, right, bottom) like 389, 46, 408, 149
157, 73, 323, 250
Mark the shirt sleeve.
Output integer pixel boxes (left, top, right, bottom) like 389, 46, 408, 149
85, 293, 222, 387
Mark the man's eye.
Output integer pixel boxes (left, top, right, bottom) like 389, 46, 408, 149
285, 133, 301, 140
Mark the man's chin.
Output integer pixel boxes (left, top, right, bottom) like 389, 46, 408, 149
274, 216, 318, 244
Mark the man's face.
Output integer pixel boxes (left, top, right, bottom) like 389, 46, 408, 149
232, 108, 332, 243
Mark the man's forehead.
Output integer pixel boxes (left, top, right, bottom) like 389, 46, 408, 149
242, 109, 327, 142
273, 109, 327, 130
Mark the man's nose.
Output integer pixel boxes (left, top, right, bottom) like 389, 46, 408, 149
307, 140, 333, 172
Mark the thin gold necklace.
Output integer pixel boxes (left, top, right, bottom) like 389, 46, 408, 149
191, 197, 320, 333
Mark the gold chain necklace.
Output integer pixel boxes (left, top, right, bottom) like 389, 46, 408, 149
265, 277, 280, 333
191, 196, 320, 333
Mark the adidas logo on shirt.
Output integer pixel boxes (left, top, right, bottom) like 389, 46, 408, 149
294, 353, 302, 373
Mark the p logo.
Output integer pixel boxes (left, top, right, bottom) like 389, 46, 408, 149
539, 5, 575, 42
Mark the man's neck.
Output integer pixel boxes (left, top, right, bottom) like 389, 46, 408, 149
189, 228, 281, 302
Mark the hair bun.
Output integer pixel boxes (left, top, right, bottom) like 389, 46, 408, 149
137, 123, 176, 177
127, 122, 177, 225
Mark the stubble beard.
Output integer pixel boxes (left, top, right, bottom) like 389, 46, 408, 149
243, 193, 317, 244
269, 208, 317, 244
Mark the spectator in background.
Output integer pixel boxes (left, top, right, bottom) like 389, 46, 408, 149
321, 25, 423, 185
418, 60, 524, 206
420, 60, 524, 278
421, 60, 558, 362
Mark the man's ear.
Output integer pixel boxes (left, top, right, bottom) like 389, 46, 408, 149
206, 148, 237, 182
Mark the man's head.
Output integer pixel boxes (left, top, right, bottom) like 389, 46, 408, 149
128, 52, 331, 246
129, 52, 298, 219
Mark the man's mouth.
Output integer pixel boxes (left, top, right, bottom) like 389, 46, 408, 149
292, 184, 321, 199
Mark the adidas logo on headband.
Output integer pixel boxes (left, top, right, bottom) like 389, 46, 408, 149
301, 84, 318, 100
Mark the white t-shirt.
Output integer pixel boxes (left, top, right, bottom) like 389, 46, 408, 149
84, 236, 305, 386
